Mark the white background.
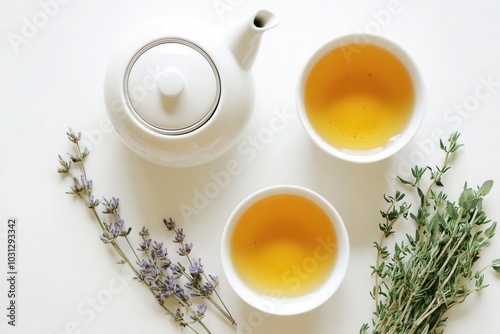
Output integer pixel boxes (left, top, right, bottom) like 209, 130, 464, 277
2, 0, 500, 333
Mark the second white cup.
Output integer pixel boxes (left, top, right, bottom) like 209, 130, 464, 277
221, 185, 349, 315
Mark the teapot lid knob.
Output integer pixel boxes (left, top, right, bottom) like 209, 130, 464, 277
125, 40, 220, 135
157, 69, 184, 98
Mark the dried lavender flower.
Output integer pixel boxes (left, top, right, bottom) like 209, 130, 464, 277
102, 197, 119, 214
66, 128, 81, 143
172, 308, 186, 327
173, 228, 185, 244
136, 258, 153, 271
67, 176, 86, 194
137, 238, 151, 252
191, 303, 208, 321
139, 226, 150, 238
57, 155, 72, 174
177, 243, 193, 256
174, 263, 186, 275
197, 304, 207, 317
170, 264, 183, 280
189, 258, 204, 276
174, 284, 191, 305
85, 196, 100, 209
208, 275, 219, 286
152, 241, 164, 252
112, 215, 131, 237
163, 217, 175, 230
202, 282, 215, 295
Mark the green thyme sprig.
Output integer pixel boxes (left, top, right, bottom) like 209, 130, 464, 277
361, 132, 500, 334
58, 128, 236, 333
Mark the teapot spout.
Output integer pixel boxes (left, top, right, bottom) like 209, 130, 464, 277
229, 10, 279, 70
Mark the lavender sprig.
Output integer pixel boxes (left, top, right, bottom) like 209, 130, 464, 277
57, 128, 235, 333
165, 218, 236, 325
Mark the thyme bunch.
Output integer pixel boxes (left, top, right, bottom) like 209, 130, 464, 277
361, 132, 500, 334
58, 128, 236, 333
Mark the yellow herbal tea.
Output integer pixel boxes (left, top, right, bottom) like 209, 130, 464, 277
304, 43, 415, 151
230, 194, 337, 297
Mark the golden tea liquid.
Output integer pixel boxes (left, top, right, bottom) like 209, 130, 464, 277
304, 43, 415, 151
230, 194, 337, 297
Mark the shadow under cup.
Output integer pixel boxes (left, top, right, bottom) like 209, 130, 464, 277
296, 34, 426, 163
221, 185, 349, 316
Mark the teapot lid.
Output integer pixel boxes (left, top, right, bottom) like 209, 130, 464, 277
125, 39, 220, 135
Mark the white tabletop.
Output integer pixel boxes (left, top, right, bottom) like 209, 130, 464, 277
2, 1, 500, 333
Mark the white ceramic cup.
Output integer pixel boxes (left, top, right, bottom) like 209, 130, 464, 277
221, 185, 349, 315
296, 33, 426, 163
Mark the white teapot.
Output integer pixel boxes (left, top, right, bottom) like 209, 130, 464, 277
103, 10, 278, 167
